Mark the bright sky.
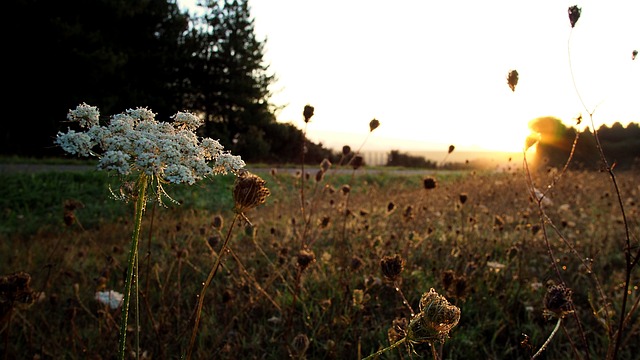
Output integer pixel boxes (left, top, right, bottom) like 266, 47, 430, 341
182, 1, 639, 153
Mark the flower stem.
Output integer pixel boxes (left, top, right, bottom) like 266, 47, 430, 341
185, 213, 240, 360
118, 174, 148, 360
362, 337, 406, 360
532, 317, 562, 359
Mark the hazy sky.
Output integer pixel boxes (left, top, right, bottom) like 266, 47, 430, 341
181, 1, 639, 152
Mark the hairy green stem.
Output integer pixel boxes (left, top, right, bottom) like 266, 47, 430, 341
532, 317, 562, 360
118, 174, 148, 360
362, 337, 406, 360
185, 213, 239, 360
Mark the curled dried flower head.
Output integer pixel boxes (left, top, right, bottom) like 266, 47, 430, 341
233, 171, 270, 214
423, 177, 437, 190
507, 69, 519, 92
291, 333, 310, 357
297, 249, 316, 271
369, 118, 380, 132
342, 145, 351, 156
405, 288, 460, 344
303, 105, 315, 123
320, 158, 332, 173
0, 271, 36, 312
568, 5, 581, 28
380, 254, 404, 281
212, 215, 224, 231
544, 283, 573, 317
352, 155, 364, 170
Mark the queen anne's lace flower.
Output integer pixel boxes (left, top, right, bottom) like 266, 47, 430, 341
55, 104, 245, 200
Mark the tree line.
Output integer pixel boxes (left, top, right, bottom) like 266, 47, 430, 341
4, 0, 332, 164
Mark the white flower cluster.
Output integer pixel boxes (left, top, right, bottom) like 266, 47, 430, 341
56, 103, 245, 185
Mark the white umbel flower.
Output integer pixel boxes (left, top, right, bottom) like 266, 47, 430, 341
55, 104, 245, 200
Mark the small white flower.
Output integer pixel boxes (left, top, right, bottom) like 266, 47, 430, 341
55, 130, 94, 156
95, 290, 124, 309
172, 111, 203, 131
67, 103, 100, 128
55, 104, 245, 202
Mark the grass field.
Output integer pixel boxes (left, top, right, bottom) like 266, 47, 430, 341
1, 160, 638, 359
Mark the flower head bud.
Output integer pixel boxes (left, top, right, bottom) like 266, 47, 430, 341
507, 69, 519, 92
67, 103, 100, 128
232, 171, 270, 214
380, 254, 404, 282
568, 5, 581, 28
423, 177, 437, 190
369, 118, 380, 132
303, 105, 315, 123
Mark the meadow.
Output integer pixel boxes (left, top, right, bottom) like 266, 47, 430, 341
1, 156, 638, 359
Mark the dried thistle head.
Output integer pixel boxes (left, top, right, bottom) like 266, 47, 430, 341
405, 288, 461, 344
507, 69, 519, 92
315, 170, 324, 182
233, 171, 270, 214
303, 105, 314, 123
380, 254, 404, 282
423, 177, 437, 190
544, 283, 573, 317
341, 184, 351, 195
459, 193, 468, 204
369, 118, 380, 132
568, 5, 581, 28
342, 145, 351, 156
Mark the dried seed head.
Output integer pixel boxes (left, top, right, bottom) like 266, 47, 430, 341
233, 171, 270, 214
0, 271, 36, 311
380, 254, 404, 281
352, 155, 364, 170
387, 201, 396, 213
568, 5, 581, 28
350, 256, 364, 271
291, 333, 310, 357
406, 288, 461, 344
388, 317, 408, 344
633, 50, 638, 61
303, 105, 314, 123
442, 270, 455, 290
448, 145, 455, 154
212, 215, 224, 231
320, 158, 331, 173
342, 145, 351, 156
423, 177, 437, 190
297, 249, 316, 271
341, 184, 351, 195
369, 118, 380, 132
544, 283, 573, 317
507, 69, 519, 92
459, 193, 468, 204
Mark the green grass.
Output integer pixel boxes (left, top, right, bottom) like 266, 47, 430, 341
0, 164, 638, 359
